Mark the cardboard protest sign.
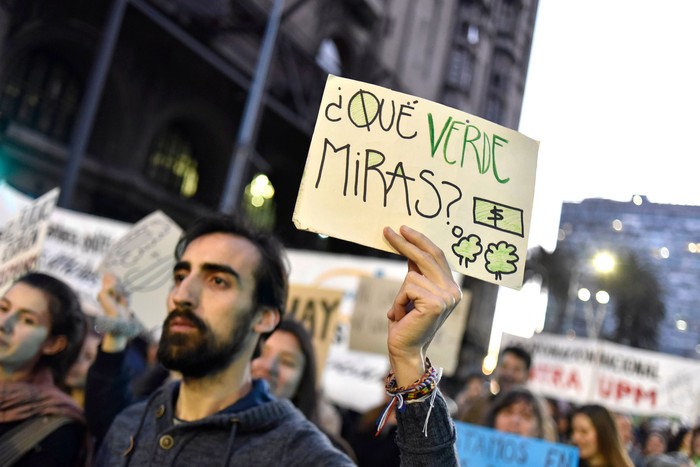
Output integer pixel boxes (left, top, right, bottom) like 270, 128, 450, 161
348, 276, 470, 375
100, 211, 182, 331
502, 333, 700, 422
41, 209, 130, 313
294, 75, 539, 289
0, 188, 59, 293
0, 182, 132, 313
455, 422, 579, 467
286, 284, 343, 382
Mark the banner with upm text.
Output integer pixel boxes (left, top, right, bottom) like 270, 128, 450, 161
502, 333, 700, 422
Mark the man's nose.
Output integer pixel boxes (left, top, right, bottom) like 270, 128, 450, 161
170, 275, 201, 309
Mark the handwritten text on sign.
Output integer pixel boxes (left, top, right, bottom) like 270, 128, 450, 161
293, 75, 539, 289
0, 188, 59, 293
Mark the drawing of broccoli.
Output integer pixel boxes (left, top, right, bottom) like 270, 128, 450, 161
485, 241, 519, 280
451, 233, 483, 267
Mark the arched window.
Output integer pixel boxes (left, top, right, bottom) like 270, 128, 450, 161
144, 124, 200, 198
0, 49, 82, 142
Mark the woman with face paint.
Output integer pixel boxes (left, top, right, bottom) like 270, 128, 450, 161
0, 272, 88, 466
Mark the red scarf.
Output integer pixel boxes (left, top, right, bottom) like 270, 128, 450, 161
0, 367, 85, 424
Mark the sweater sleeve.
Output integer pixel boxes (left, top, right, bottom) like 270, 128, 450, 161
395, 389, 458, 467
85, 346, 133, 450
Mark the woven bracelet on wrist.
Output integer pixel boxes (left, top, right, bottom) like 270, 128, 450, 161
375, 358, 443, 437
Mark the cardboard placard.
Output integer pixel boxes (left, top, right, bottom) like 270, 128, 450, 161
294, 75, 539, 289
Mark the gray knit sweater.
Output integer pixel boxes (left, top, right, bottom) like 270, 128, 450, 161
94, 382, 457, 466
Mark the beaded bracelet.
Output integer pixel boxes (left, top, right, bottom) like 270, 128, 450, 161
375, 358, 443, 437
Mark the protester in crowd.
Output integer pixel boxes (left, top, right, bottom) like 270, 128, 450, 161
646, 430, 669, 457
615, 412, 645, 467
550, 398, 575, 444
453, 371, 485, 414
65, 318, 101, 408
341, 394, 402, 467
0, 272, 89, 466
667, 426, 694, 466
643, 429, 687, 467
571, 404, 634, 467
690, 427, 700, 466
85, 272, 171, 450
251, 318, 356, 460
482, 386, 556, 441
457, 345, 531, 424
94, 215, 461, 465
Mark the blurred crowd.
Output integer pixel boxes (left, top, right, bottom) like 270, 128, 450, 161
1, 217, 699, 466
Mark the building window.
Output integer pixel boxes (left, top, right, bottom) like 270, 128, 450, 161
485, 95, 504, 124
496, 0, 519, 37
145, 125, 200, 198
0, 49, 82, 142
446, 46, 474, 92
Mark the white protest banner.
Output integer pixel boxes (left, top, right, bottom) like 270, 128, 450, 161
294, 75, 539, 289
0, 187, 59, 293
0, 182, 132, 313
41, 209, 130, 314
349, 276, 470, 375
100, 211, 182, 331
286, 284, 343, 382
455, 422, 579, 467
502, 333, 700, 422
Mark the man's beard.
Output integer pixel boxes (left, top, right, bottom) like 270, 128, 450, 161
157, 307, 254, 378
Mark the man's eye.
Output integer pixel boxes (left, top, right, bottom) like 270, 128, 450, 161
212, 276, 229, 287
173, 272, 186, 283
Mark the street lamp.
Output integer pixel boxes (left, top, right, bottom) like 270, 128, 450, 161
563, 251, 616, 338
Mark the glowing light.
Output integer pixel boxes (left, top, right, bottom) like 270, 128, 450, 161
659, 247, 670, 259
689, 243, 698, 253
632, 195, 643, 206
592, 251, 615, 273
676, 320, 688, 331
482, 354, 497, 375
577, 288, 591, 302
595, 290, 610, 304
250, 174, 274, 199
612, 219, 623, 231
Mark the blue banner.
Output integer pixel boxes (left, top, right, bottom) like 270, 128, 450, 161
455, 421, 579, 467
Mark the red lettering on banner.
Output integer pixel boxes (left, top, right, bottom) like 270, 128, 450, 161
598, 376, 657, 407
530, 364, 581, 391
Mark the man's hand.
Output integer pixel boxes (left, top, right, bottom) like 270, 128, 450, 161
383, 225, 462, 386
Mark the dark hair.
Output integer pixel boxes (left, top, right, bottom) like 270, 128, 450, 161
573, 404, 632, 467
666, 426, 689, 453
483, 387, 546, 438
175, 213, 289, 322
691, 427, 700, 456
274, 319, 319, 423
502, 345, 532, 371
16, 272, 86, 384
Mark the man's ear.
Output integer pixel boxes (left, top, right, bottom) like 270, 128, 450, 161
42, 335, 68, 356
254, 307, 280, 334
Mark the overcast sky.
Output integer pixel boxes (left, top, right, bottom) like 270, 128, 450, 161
519, 0, 700, 251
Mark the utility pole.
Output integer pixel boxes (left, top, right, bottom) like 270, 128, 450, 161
59, 0, 128, 208
219, 0, 285, 214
